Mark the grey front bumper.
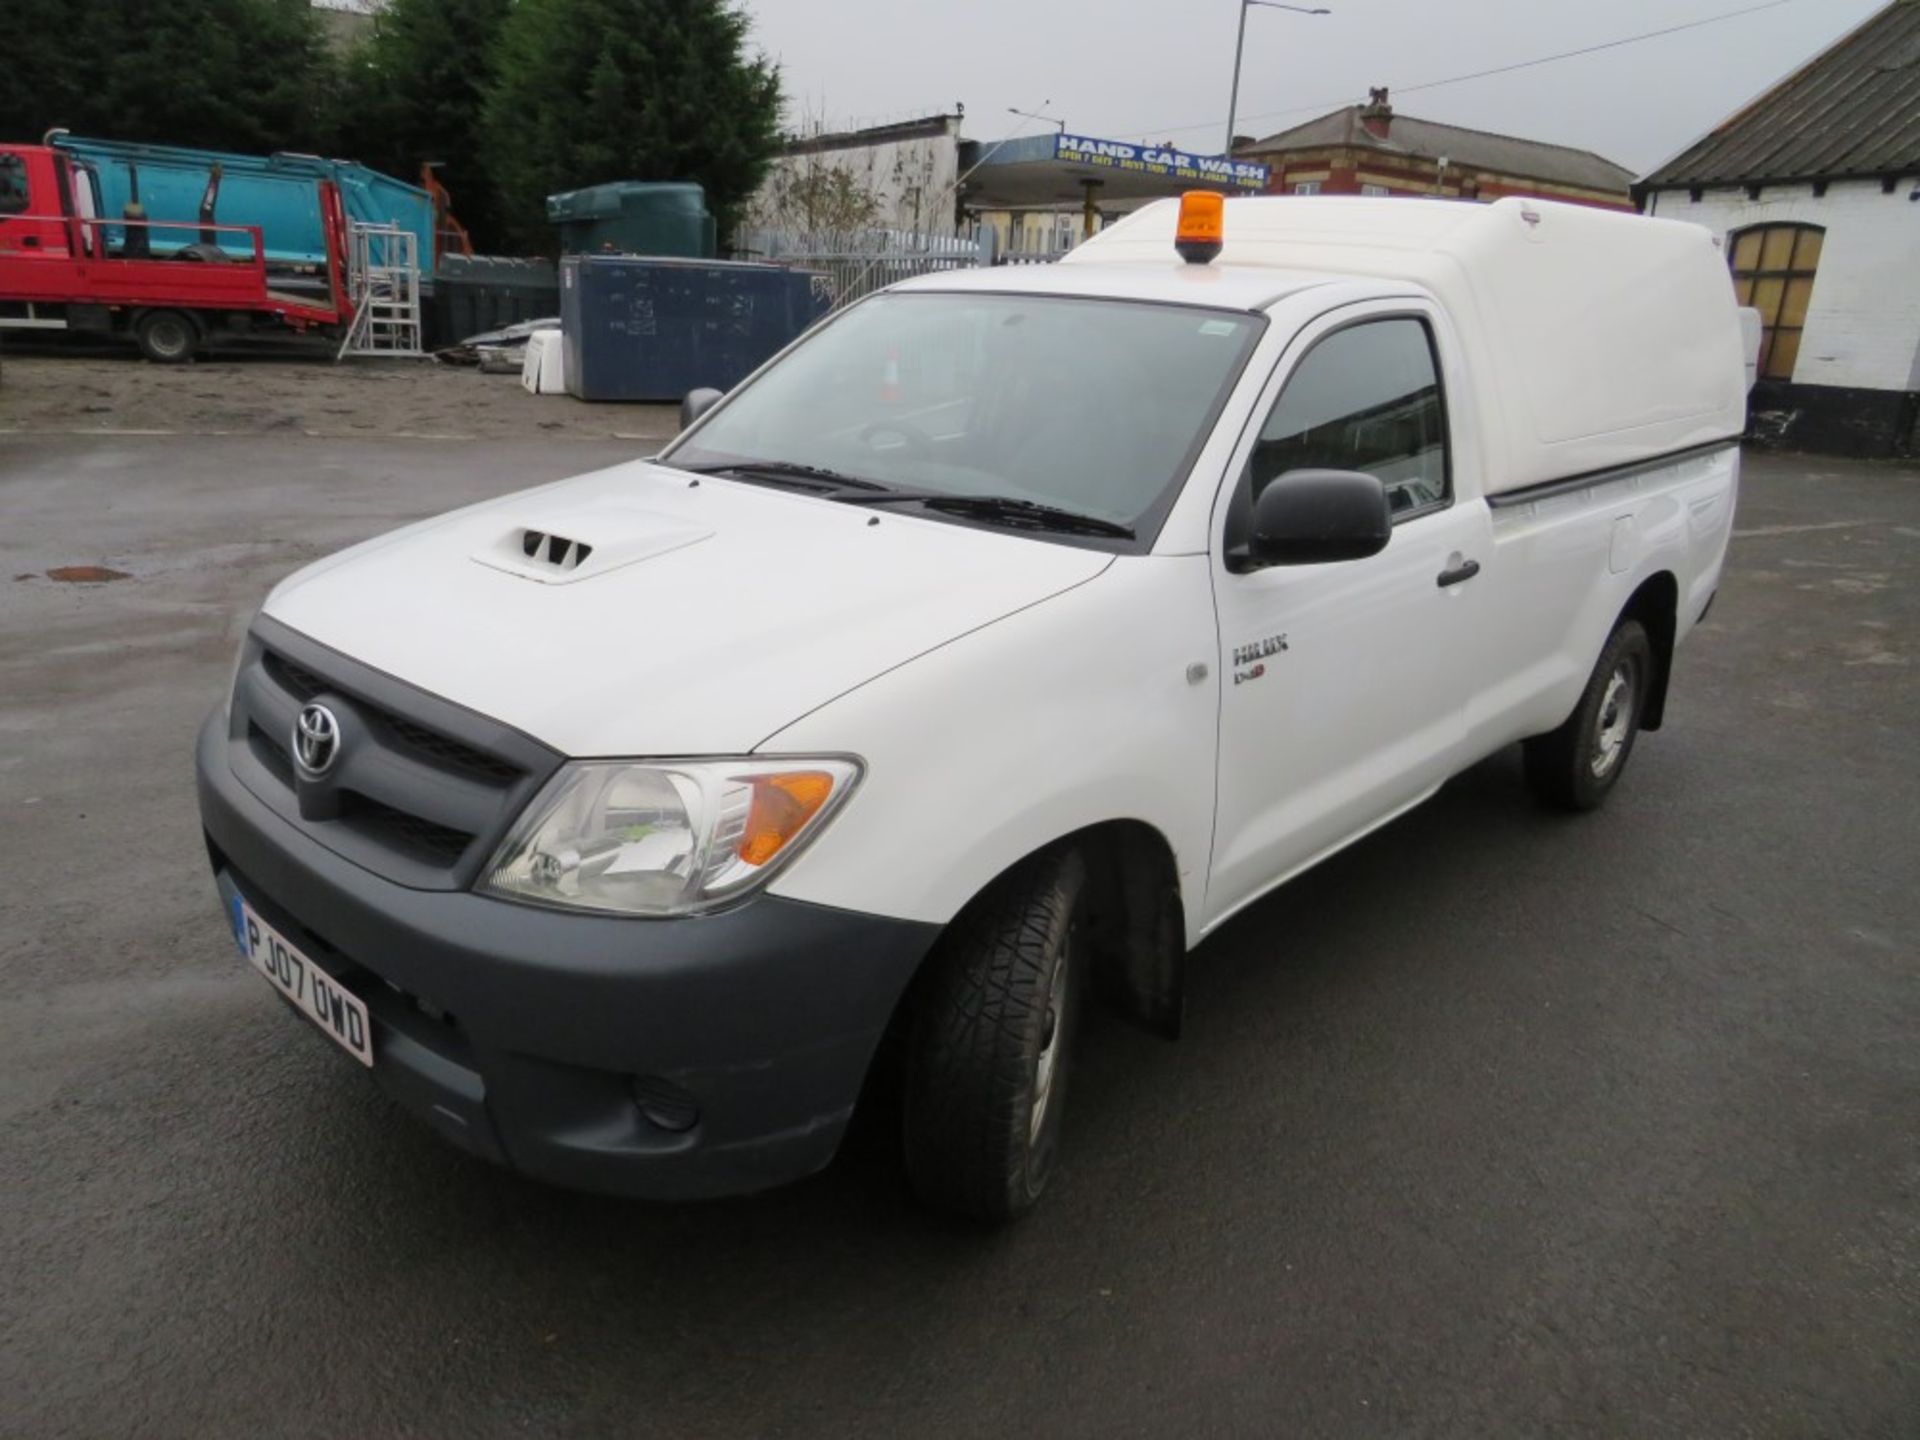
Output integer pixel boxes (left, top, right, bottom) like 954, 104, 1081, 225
196, 708, 939, 1200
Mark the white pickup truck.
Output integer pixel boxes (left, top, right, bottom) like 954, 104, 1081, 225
196, 195, 1748, 1220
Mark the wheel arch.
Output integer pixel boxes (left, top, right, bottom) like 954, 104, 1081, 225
925, 818, 1188, 1040
1073, 818, 1187, 1040
864, 814, 1186, 1076
845, 816, 1185, 1170
1620, 569, 1679, 731
127, 305, 207, 337
128, 306, 207, 363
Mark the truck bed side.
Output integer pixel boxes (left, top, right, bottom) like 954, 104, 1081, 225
1467, 441, 1739, 757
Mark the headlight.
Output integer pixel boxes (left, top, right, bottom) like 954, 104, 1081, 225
480, 757, 861, 917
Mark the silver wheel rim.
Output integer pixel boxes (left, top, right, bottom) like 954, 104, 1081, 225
1591, 663, 1636, 778
1029, 941, 1069, 1144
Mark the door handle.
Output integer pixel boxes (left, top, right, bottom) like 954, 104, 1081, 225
1436, 558, 1481, 588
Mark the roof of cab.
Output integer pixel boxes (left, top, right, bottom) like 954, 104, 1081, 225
1067, 194, 1499, 271
886, 197, 1513, 309
886, 259, 1334, 312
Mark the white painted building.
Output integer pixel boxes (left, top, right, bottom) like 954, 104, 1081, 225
1645, 183, 1920, 396
1637, 0, 1920, 456
742, 114, 964, 237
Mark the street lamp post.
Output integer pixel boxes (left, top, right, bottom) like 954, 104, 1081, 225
1008, 105, 1066, 136
1225, 0, 1330, 158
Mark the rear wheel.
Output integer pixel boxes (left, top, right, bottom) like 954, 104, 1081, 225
1524, 618, 1652, 811
902, 847, 1087, 1221
134, 309, 200, 364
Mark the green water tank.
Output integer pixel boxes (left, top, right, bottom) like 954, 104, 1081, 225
545, 181, 716, 258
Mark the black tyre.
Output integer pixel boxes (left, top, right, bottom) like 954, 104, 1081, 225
902, 847, 1087, 1221
134, 310, 199, 364
1524, 618, 1653, 811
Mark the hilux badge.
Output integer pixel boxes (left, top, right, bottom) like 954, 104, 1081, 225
1232, 633, 1288, 685
294, 703, 341, 777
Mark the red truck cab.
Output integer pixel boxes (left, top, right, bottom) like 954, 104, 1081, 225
0, 146, 86, 257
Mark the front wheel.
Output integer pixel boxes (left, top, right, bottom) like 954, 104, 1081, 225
902, 847, 1086, 1221
1524, 618, 1653, 811
134, 309, 200, 364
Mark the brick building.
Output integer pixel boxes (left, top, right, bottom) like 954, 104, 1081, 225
1636, 0, 1920, 458
1235, 88, 1635, 211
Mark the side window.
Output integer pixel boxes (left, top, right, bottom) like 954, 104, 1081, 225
1728, 223, 1822, 382
0, 154, 28, 216
1243, 317, 1450, 520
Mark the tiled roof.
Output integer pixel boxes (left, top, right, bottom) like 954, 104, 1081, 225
1241, 106, 1635, 193
1642, 0, 1920, 187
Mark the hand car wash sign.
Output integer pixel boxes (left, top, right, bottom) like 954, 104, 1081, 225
1055, 134, 1269, 190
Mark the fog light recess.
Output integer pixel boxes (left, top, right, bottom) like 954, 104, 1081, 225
630, 1076, 701, 1133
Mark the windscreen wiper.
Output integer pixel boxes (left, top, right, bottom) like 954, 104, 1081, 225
673, 463, 1134, 538
841, 491, 1136, 539
674, 459, 891, 492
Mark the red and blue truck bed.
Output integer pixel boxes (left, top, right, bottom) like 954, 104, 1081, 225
0, 143, 348, 361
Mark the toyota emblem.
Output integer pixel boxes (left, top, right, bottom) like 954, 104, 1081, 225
293, 702, 341, 777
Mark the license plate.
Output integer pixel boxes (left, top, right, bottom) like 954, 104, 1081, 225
231, 896, 373, 1067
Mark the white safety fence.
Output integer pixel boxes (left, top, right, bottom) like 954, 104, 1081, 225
732, 228, 994, 311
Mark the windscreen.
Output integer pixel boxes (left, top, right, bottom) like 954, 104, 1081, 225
664, 292, 1262, 534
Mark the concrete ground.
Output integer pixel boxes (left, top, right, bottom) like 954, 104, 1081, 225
0, 351, 681, 442
0, 429, 1914, 1440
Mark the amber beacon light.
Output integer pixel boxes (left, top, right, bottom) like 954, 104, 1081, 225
1174, 191, 1225, 264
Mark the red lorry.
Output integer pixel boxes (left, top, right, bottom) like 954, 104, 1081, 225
0, 144, 349, 362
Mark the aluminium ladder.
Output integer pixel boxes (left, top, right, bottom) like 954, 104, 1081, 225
335, 222, 424, 359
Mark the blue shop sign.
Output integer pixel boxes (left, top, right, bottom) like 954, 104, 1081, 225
1054, 134, 1269, 190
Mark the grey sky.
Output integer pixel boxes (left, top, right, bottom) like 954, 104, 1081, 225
740, 0, 1885, 174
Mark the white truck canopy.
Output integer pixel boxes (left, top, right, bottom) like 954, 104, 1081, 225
1066, 196, 1749, 497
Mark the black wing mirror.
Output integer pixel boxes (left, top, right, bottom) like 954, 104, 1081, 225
679, 387, 724, 431
1240, 469, 1392, 568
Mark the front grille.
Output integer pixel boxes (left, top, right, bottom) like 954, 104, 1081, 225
263, 650, 325, 702
230, 626, 560, 890
247, 720, 294, 786
344, 793, 476, 865
264, 647, 523, 786
384, 715, 523, 783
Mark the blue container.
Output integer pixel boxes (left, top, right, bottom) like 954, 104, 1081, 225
561, 256, 828, 403
50, 134, 436, 274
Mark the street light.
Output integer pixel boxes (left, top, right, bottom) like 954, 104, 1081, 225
1008, 104, 1066, 136
1225, 0, 1331, 158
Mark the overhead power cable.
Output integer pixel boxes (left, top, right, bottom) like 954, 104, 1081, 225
1126, 0, 1801, 144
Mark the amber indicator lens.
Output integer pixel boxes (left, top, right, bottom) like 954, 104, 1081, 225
738, 771, 838, 866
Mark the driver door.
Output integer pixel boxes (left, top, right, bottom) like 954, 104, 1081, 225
1205, 303, 1489, 927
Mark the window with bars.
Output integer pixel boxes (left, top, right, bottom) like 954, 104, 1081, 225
1728, 223, 1823, 382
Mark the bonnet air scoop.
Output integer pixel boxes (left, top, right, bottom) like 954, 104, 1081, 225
521, 528, 592, 571
470, 505, 713, 585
